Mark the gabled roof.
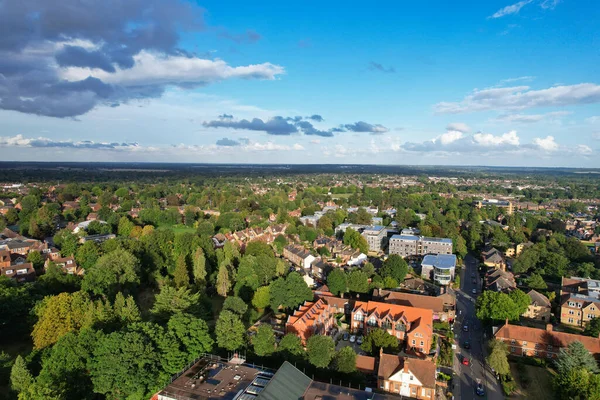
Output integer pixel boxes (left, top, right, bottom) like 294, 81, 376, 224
353, 300, 433, 336
495, 322, 600, 355
527, 290, 551, 307
377, 354, 436, 388
376, 290, 445, 313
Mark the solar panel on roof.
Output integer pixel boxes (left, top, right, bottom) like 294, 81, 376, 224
252, 377, 271, 387
237, 393, 257, 400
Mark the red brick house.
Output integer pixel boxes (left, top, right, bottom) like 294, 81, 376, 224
378, 354, 436, 399
494, 321, 600, 360
351, 301, 434, 355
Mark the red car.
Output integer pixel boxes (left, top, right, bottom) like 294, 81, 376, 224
462, 357, 470, 366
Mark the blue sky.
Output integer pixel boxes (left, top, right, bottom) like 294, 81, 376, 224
0, 0, 599, 166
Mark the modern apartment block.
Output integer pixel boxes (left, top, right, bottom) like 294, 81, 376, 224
361, 225, 386, 252
388, 235, 452, 258
420, 254, 456, 285
474, 198, 514, 215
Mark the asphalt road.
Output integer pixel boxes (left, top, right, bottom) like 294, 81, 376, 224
453, 254, 503, 400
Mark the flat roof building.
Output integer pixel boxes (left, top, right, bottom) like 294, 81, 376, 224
361, 225, 387, 253
389, 235, 452, 258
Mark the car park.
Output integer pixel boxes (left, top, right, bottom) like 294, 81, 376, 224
350, 335, 356, 343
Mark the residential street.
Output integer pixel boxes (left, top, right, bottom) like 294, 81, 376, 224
453, 254, 504, 400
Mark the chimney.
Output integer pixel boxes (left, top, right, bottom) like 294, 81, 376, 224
379, 347, 384, 357
505, 318, 509, 326
546, 324, 553, 332
403, 358, 409, 373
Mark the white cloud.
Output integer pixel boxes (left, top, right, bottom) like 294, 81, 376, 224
473, 130, 520, 146
438, 130, 464, 145
586, 116, 600, 124
446, 122, 470, 133
495, 111, 570, 123
59, 50, 284, 87
310, 139, 321, 144
532, 136, 559, 151
293, 143, 305, 150
576, 144, 593, 155
489, 0, 533, 19
434, 84, 600, 114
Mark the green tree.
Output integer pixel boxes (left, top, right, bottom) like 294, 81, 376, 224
486, 339, 510, 376
53, 229, 79, 257
252, 286, 271, 310
360, 329, 399, 355
476, 290, 523, 322
509, 289, 531, 316
556, 341, 599, 374
347, 269, 369, 293
114, 292, 141, 325
117, 216, 135, 237
215, 310, 245, 351
278, 334, 304, 358
244, 240, 274, 258
75, 240, 100, 271
90, 330, 162, 399
216, 263, 232, 297
81, 249, 140, 298
26, 250, 45, 271
223, 296, 248, 316
192, 247, 208, 287
380, 254, 408, 283
273, 234, 288, 254
174, 255, 190, 288
306, 335, 336, 368
362, 262, 375, 277
167, 313, 214, 357
151, 286, 200, 320
10, 355, 32, 393
525, 273, 548, 290
32, 291, 93, 349
253, 324, 276, 356
335, 346, 357, 373
584, 318, 600, 338
327, 269, 348, 296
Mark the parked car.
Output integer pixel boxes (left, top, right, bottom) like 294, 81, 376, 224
356, 336, 363, 345
342, 333, 349, 341
472, 288, 477, 294
462, 356, 470, 366
350, 335, 356, 343
463, 325, 469, 332
472, 279, 477, 284
463, 340, 471, 349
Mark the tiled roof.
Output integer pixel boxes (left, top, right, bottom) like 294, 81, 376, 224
495, 323, 600, 355
377, 290, 445, 313
377, 354, 436, 388
356, 355, 376, 373
527, 290, 551, 307
353, 301, 433, 336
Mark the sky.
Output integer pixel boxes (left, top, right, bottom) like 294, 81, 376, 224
0, 0, 599, 167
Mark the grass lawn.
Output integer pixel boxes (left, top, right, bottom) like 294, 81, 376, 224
509, 362, 555, 399
330, 193, 352, 199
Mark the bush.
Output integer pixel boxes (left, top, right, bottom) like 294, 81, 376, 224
501, 379, 517, 395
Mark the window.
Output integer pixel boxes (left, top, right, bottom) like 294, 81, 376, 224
5, 269, 13, 274
420, 341, 424, 346
367, 318, 378, 327
511, 347, 516, 352
547, 345, 553, 350
547, 353, 552, 358
523, 341, 527, 346
410, 375, 413, 381
591, 306, 596, 311
412, 339, 416, 345
354, 313, 364, 322
534, 350, 539, 356
511, 339, 516, 344
568, 302, 575, 307
16, 269, 27, 275
568, 318, 574, 323
569, 310, 575, 315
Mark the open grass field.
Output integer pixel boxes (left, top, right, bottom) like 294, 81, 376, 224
509, 362, 555, 399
